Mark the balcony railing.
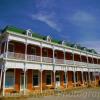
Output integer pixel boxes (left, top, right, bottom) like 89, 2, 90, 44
66, 60, 74, 65
42, 56, 53, 63
7, 52, 25, 60
0, 52, 100, 67
27, 54, 41, 62
55, 58, 64, 64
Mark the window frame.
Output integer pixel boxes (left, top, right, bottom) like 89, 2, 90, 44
30, 47, 36, 55
46, 71, 52, 86
5, 69, 15, 89
32, 71, 40, 87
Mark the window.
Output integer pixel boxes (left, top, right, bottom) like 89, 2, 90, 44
54, 52, 58, 58
8, 43, 14, 52
43, 49, 48, 57
26, 29, 32, 37
30, 47, 36, 55
46, 36, 51, 42
33, 71, 39, 86
46, 72, 52, 85
5, 69, 14, 88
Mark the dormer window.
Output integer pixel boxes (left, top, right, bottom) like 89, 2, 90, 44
26, 29, 32, 37
46, 35, 51, 42
61, 40, 66, 45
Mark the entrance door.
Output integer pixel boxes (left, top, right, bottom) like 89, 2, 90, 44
56, 75, 60, 88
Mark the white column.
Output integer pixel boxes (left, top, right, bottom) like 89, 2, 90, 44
53, 70, 56, 88
81, 70, 84, 85
64, 70, 67, 88
88, 69, 91, 84
86, 52, 90, 84
53, 46, 56, 88
74, 67, 76, 87
0, 69, 3, 89
80, 52, 84, 85
72, 51, 76, 87
40, 68, 42, 93
23, 68, 26, 95
2, 69, 6, 96
92, 54, 96, 85
40, 44, 42, 62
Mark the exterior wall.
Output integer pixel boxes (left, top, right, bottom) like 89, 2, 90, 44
60, 71, 65, 88
65, 52, 73, 60
27, 45, 41, 56
67, 71, 73, 88
76, 71, 82, 85
15, 69, 21, 91
27, 69, 33, 91
9, 41, 25, 53
74, 54, 80, 61
55, 50, 64, 59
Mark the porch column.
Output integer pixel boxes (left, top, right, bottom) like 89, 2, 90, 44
88, 69, 91, 84
40, 43, 43, 93
76, 71, 78, 82
53, 70, 56, 88
86, 72, 88, 84
40, 67, 43, 93
0, 69, 3, 89
53, 46, 56, 88
2, 69, 6, 96
94, 71, 96, 86
74, 67, 76, 87
23, 68, 26, 95
81, 70, 84, 85
64, 70, 67, 88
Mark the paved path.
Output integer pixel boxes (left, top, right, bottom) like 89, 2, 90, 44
1, 88, 100, 100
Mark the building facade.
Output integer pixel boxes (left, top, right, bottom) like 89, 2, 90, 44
0, 26, 100, 96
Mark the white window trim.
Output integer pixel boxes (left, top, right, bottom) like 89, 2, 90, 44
32, 70, 40, 87
5, 69, 15, 89
46, 71, 52, 86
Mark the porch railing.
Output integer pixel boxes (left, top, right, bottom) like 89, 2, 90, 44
1, 52, 100, 67
27, 54, 41, 62
66, 60, 74, 65
55, 58, 64, 64
42, 56, 53, 63
7, 52, 25, 60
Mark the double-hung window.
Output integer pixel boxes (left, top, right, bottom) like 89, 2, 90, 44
5, 69, 14, 88
46, 72, 52, 85
33, 71, 39, 86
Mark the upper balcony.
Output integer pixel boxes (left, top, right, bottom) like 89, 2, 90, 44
0, 40, 99, 67
1, 51, 99, 68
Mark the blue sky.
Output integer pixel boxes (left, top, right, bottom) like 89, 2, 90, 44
0, 0, 100, 52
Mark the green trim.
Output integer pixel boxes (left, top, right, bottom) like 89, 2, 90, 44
2, 25, 98, 54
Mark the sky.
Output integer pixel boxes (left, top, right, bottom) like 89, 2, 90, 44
0, 0, 100, 52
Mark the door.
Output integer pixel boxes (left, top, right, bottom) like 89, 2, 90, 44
56, 75, 60, 88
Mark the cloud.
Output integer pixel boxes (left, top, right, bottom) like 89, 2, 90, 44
80, 40, 100, 53
32, 12, 61, 32
69, 11, 96, 27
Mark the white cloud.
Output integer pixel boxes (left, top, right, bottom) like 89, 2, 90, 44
80, 40, 100, 53
69, 11, 96, 27
32, 12, 61, 32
